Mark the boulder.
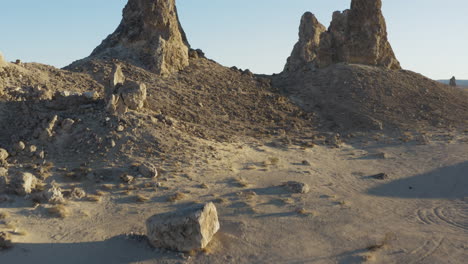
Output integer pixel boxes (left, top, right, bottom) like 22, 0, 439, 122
90, 0, 190, 75
105, 64, 147, 114
120, 81, 147, 110
10, 172, 38, 196
106, 94, 128, 116
70, 187, 86, 200
146, 202, 220, 252
449, 76, 457, 87
0, 232, 12, 250
284, 12, 326, 72
13, 141, 26, 152
138, 163, 158, 178
106, 64, 125, 101
282, 181, 310, 194
39, 115, 58, 141
42, 184, 65, 204
61, 118, 75, 132
0, 149, 8, 161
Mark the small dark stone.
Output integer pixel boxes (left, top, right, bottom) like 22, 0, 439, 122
370, 173, 388, 180
0, 232, 13, 250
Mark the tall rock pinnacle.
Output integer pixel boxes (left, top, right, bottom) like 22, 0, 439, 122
285, 0, 401, 72
284, 12, 326, 72
90, 0, 190, 75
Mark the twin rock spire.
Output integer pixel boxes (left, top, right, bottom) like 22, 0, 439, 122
285, 0, 401, 72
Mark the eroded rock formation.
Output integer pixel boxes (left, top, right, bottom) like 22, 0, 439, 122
284, 12, 326, 72
285, 0, 401, 72
105, 64, 147, 115
90, 0, 190, 75
449, 76, 457, 87
0, 52, 8, 68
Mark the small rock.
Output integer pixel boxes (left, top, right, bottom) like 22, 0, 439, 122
370, 173, 388, 180
108, 64, 125, 97
70, 187, 86, 200
61, 118, 75, 132
302, 160, 311, 166
82, 91, 97, 99
43, 184, 65, 204
0, 148, 9, 161
146, 202, 220, 252
116, 125, 125, 132
36, 150, 45, 160
188, 49, 199, 59
138, 164, 158, 178
13, 141, 25, 152
366, 152, 388, 159
120, 174, 134, 184
28, 145, 37, 155
11, 172, 39, 196
282, 181, 310, 194
120, 81, 147, 110
0, 168, 8, 192
0, 194, 11, 203
0, 232, 13, 250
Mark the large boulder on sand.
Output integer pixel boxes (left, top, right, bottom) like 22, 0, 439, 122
146, 202, 220, 252
89, 0, 190, 75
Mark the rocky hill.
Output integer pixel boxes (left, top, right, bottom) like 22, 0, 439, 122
279, 0, 468, 132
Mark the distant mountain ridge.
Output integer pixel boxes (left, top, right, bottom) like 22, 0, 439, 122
438, 79, 468, 87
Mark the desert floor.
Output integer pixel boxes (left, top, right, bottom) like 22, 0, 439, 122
1, 130, 467, 264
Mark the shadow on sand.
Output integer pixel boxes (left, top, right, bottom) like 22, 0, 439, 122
0, 235, 179, 264
367, 161, 468, 199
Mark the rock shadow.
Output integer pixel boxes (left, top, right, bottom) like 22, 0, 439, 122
0, 235, 181, 264
367, 161, 468, 199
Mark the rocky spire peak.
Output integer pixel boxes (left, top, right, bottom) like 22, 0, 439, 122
90, 0, 190, 75
284, 12, 326, 72
285, 0, 401, 72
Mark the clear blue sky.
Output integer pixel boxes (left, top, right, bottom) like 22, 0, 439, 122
0, 0, 466, 79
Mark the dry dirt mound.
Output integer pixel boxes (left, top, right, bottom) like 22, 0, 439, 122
0, 62, 203, 170
0, 55, 319, 176
274, 64, 468, 132
67, 57, 316, 142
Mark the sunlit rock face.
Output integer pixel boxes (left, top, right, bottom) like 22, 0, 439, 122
284, 12, 326, 72
286, 0, 401, 71
90, 0, 190, 75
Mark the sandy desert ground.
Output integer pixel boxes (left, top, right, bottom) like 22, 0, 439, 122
1, 129, 467, 264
